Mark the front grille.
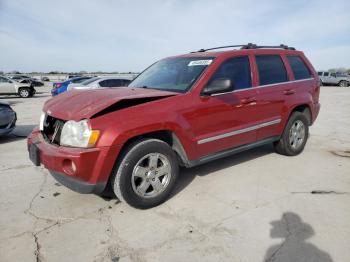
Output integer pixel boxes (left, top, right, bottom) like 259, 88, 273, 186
42, 115, 65, 145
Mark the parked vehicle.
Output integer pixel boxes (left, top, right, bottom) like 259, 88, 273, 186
28, 44, 320, 209
41, 76, 50, 82
10, 75, 31, 81
0, 76, 36, 98
51, 76, 93, 96
19, 78, 44, 87
317, 71, 349, 87
68, 74, 82, 79
67, 77, 131, 91
0, 102, 17, 136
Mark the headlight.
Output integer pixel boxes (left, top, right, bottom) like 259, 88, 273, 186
60, 119, 100, 148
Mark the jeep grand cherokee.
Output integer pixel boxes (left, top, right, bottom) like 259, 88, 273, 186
28, 44, 320, 209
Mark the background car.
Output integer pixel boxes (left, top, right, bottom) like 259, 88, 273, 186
10, 75, 31, 81
67, 77, 131, 91
0, 76, 36, 98
19, 78, 44, 87
67, 74, 82, 79
51, 76, 93, 96
0, 101, 16, 136
41, 76, 50, 82
318, 71, 350, 87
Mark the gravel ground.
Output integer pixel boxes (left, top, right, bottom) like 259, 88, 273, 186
0, 85, 349, 262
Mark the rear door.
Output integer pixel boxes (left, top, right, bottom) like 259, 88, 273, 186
189, 55, 260, 157
329, 72, 338, 85
254, 54, 290, 140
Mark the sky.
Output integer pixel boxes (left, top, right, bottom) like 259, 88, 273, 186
0, 0, 349, 72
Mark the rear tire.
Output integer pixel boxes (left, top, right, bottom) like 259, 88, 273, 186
339, 80, 348, 87
274, 112, 309, 156
18, 88, 30, 98
111, 139, 179, 209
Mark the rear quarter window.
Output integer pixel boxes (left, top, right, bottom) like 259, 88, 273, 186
256, 55, 288, 85
287, 56, 312, 80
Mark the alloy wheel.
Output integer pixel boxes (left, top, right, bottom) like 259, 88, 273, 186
289, 120, 305, 150
131, 153, 172, 198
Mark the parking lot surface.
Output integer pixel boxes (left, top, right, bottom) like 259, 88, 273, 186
0, 86, 349, 262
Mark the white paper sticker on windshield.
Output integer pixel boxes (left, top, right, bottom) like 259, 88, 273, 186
188, 60, 213, 66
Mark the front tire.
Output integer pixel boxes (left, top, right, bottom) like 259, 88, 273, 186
18, 88, 30, 98
274, 112, 309, 156
111, 139, 179, 209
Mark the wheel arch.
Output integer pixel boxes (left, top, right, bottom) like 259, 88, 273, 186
115, 130, 190, 168
288, 104, 312, 125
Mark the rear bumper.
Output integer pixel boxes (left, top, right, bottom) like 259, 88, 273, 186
27, 128, 121, 194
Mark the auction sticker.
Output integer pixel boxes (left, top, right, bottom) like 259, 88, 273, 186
188, 60, 213, 66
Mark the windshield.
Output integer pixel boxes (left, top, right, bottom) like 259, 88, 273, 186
81, 77, 100, 86
129, 57, 214, 92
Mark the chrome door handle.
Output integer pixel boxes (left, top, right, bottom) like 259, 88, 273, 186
284, 89, 295, 95
241, 97, 257, 104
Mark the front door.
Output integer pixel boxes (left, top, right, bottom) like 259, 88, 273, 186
187, 55, 260, 157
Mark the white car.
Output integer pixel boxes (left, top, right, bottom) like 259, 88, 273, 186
0, 76, 36, 98
67, 77, 132, 91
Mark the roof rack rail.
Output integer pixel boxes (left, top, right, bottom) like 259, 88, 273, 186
192, 44, 251, 53
242, 44, 296, 50
192, 43, 296, 53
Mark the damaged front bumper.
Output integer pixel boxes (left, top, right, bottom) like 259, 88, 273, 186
27, 128, 121, 194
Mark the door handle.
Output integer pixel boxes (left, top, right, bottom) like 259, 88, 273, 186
240, 97, 257, 104
283, 89, 295, 95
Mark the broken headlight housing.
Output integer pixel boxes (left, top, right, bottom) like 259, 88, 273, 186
60, 119, 100, 148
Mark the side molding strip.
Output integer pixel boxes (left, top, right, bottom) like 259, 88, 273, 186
197, 118, 281, 145
188, 136, 280, 168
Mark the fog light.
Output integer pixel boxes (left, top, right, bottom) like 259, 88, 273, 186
62, 159, 76, 175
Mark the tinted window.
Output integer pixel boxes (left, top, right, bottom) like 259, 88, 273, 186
317, 72, 323, 76
109, 79, 122, 86
121, 79, 131, 86
99, 80, 109, 87
0, 77, 11, 83
330, 73, 336, 77
324, 72, 329, 77
287, 56, 311, 80
209, 56, 251, 91
256, 55, 288, 85
72, 77, 90, 83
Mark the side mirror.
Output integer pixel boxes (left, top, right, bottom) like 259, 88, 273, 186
201, 78, 233, 96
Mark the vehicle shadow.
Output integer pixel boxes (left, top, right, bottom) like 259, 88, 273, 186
0, 93, 51, 99
0, 124, 36, 144
170, 144, 275, 199
263, 212, 333, 262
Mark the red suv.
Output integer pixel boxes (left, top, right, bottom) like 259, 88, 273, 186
28, 44, 320, 209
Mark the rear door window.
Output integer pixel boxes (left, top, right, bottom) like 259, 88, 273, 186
208, 56, 251, 91
324, 72, 329, 77
109, 79, 122, 86
317, 72, 323, 76
287, 56, 312, 80
256, 55, 288, 85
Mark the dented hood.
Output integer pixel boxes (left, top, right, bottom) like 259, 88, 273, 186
43, 87, 177, 121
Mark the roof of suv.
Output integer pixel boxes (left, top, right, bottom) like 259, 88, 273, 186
178, 44, 303, 58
